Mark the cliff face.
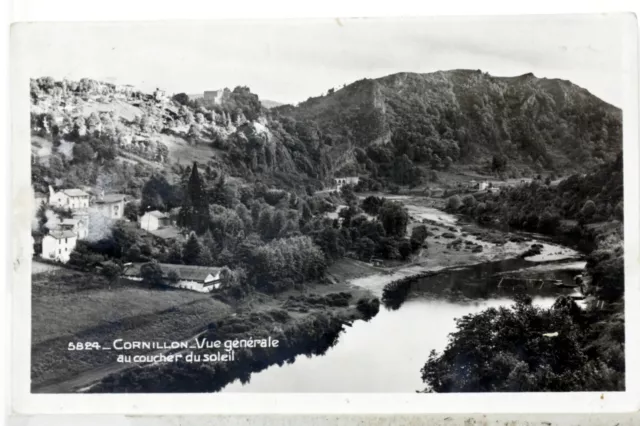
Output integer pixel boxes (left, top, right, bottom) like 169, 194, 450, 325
276, 70, 622, 175
30, 70, 623, 193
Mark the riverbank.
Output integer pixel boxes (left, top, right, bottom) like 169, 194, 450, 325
87, 290, 380, 392
328, 194, 584, 298
32, 266, 379, 393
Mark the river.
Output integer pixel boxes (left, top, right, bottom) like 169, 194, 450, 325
223, 201, 584, 392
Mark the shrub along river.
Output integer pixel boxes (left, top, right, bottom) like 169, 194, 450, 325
223, 204, 586, 393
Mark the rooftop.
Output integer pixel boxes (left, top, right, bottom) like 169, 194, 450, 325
46, 230, 77, 239
122, 263, 222, 283
95, 193, 127, 204
63, 189, 90, 197
144, 210, 170, 219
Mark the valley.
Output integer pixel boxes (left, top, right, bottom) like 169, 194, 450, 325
29, 71, 625, 393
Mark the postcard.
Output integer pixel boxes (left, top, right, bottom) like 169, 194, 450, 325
9, 13, 640, 415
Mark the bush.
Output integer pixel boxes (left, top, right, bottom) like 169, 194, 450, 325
361, 195, 384, 215
140, 261, 165, 287
410, 225, 428, 251
462, 194, 477, 209
167, 269, 180, 283
446, 195, 462, 211
581, 200, 596, 220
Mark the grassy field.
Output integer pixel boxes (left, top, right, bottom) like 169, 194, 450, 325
32, 268, 232, 389
158, 133, 223, 166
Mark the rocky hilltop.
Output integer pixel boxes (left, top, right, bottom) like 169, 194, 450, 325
275, 70, 622, 179
30, 70, 622, 195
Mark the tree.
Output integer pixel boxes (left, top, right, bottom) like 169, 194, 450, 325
446, 195, 462, 211
421, 297, 604, 392
100, 261, 123, 288
141, 174, 178, 214
398, 239, 412, 260
538, 209, 560, 234
491, 155, 508, 173
361, 195, 384, 215
198, 245, 214, 266
462, 194, 477, 209
177, 162, 210, 234
378, 201, 409, 238
167, 269, 180, 283
73, 143, 95, 163
410, 225, 428, 251
172, 93, 191, 106
340, 184, 357, 206
140, 261, 165, 287
182, 233, 202, 265
188, 124, 202, 144
166, 241, 183, 264
581, 200, 596, 220
124, 201, 140, 222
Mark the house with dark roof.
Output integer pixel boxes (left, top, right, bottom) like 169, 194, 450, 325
122, 263, 224, 293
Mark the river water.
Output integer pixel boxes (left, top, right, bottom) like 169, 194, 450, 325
223, 203, 584, 393
223, 259, 582, 393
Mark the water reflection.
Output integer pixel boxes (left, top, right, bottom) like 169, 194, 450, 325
222, 258, 583, 393
222, 296, 556, 393
383, 258, 580, 310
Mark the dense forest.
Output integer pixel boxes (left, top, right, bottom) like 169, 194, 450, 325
275, 70, 622, 182
425, 156, 625, 392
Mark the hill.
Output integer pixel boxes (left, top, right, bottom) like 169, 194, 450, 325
29, 70, 622, 197
274, 70, 622, 182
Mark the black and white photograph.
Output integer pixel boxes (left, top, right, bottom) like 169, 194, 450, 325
12, 13, 636, 400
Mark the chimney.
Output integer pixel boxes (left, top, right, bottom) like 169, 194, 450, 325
99, 190, 105, 201
48, 185, 55, 198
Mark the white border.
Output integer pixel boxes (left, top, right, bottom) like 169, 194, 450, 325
8, 11, 640, 417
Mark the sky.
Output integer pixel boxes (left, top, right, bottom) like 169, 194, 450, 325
16, 14, 632, 107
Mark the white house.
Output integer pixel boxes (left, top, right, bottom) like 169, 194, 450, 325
92, 193, 127, 220
48, 186, 90, 210
41, 230, 77, 263
334, 176, 360, 191
139, 210, 171, 231
122, 263, 223, 293
469, 180, 489, 191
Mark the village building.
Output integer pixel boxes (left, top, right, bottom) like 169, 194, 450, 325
41, 230, 77, 263
139, 210, 171, 231
48, 186, 90, 210
92, 193, 127, 220
468, 180, 489, 191
203, 89, 228, 104
122, 263, 223, 293
59, 216, 89, 240
334, 176, 360, 191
